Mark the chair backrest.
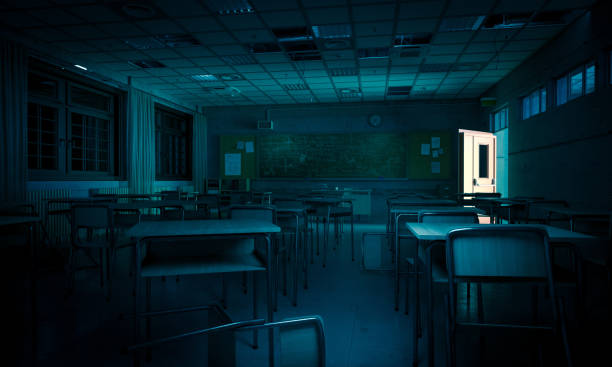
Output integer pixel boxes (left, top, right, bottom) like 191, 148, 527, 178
229, 205, 276, 224
446, 226, 551, 280
71, 204, 112, 229
278, 316, 326, 367
419, 211, 479, 224
274, 199, 304, 209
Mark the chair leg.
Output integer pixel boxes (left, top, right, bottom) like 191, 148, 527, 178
444, 293, 455, 367
145, 278, 152, 362
283, 248, 288, 297
293, 233, 298, 307
316, 218, 320, 256
222, 275, 227, 309
99, 248, 105, 288
252, 272, 258, 349
558, 297, 573, 367
351, 214, 354, 262
242, 271, 248, 294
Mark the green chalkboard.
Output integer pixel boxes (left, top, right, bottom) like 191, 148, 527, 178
258, 133, 408, 178
257, 131, 452, 179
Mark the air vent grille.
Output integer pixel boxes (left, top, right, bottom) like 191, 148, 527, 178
128, 60, 166, 69
282, 83, 309, 91
155, 34, 201, 48
248, 42, 282, 54
329, 68, 357, 77
312, 24, 352, 39
357, 47, 389, 59
387, 86, 412, 96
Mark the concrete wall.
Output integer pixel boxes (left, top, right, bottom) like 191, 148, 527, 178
205, 101, 483, 218
481, 2, 612, 209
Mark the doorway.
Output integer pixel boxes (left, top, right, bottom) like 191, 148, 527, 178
458, 129, 497, 194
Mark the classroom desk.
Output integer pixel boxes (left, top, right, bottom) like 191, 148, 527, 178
539, 206, 611, 232
392, 206, 484, 311
276, 207, 309, 306
126, 219, 280, 367
0, 215, 41, 361
404, 223, 597, 367
299, 197, 346, 267
386, 198, 457, 232
473, 197, 527, 223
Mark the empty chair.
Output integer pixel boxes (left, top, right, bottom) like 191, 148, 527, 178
69, 204, 115, 300
444, 226, 572, 367
195, 193, 221, 219
127, 314, 326, 367
522, 200, 569, 224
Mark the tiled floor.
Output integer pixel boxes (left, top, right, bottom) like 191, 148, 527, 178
14, 222, 611, 366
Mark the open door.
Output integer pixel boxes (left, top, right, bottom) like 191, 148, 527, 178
458, 129, 497, 194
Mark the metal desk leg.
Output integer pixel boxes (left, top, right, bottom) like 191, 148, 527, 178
265, 235, 275, 367
293, 215, 299, 306
394, 221, 399, 311
133, 240, 142, 366
253, 271, 258, 348
426, 244, 434, 367
351, 214, 355, 262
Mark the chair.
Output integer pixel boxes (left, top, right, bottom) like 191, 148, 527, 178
521, 200, 569, 224
443, 226, 572, 367
194, 193, 221, 219
69, 204, 115, 300
127, 314, 326, 367
229, 205, 281, 309
329, 199, 355, 262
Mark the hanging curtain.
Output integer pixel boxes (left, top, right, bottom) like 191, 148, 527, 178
127, 86, 155, 194
192, 112, 207, 192
0, 39, 28, 202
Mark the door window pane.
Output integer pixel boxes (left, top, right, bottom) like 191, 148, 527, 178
478, 144, 489, 178
71, 112, 110, 172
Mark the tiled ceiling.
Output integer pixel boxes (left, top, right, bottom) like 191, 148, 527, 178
0, 0, 597, 107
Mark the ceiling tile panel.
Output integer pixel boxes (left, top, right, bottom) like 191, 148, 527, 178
399, 1, 445, 19
352, 4, 396, 22
260, 11, 306, 28
306, 7, 350, 25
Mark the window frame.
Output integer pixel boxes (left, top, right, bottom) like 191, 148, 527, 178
555, 61, 596, 107
27, 61, 122, 180
490, 106, 508, 132
521, 86, 546, 120
154, 104, 193, 181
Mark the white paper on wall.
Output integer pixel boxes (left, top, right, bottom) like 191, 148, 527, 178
421, 143, 430, 155
245, 141, 254, 153
431, 136, 440, 149
432, 150, 439, 158
236, 141, 244, 150
431, 161, 441, 174
225, 153, 241, 176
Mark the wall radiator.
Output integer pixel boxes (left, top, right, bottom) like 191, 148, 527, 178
27, 188, 71, 246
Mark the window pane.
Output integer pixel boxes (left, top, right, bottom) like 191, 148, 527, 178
494, 111, 501, 130
569, 70, 583, 99
479, 145, 489, 178
71, 112, 110, 172
556, 76, 567, 105
522, 96, 530, 119
155, 108, 191, 179
28, 73, 58, 98
530, 90, 539, 116
540, 88, 547, 112
71, 86, 111, 112
27, 102, 58, 170
585, 64, 595, 94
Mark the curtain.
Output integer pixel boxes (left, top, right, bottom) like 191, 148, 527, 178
127, 86, 155, 194
192, 112, 207, 192
0, 39, 28, 202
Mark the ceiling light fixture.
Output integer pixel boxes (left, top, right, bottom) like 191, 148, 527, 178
74, 64, 88, 71
191, 74, 218, 81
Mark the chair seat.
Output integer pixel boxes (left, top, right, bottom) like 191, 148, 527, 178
141, 253, 266, 277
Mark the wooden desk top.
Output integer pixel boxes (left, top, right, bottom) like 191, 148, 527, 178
405, 223, 596, 242
391, 206, 484, 215
0, 216, 41, 226
126, 219, 280, 239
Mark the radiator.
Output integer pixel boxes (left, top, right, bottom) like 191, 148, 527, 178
27, 188, 71, 246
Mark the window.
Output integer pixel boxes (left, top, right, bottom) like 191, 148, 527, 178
489, 107, 508, 132
27, 65, 119, 178
155, 106, 192, 179
521, 87, 546, 120
556, 62, 596, 106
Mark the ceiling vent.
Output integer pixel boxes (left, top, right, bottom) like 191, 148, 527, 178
128, 60, 166, 69
257, 120, 274, 130
439, 15, 486, 32
216, 73, 244, 81
282, 83, 309, 91
357, 47, 389, 59
248, 42, 282, 54
394, 33, 432, 47
322, 38, 351, 50
312, 24, 352, 39
288, 51, 321, 61
419, 63, 452, 73
155, 34, 201, 48
387, 86, 412, 96
221, 55, 257, 65
273, 27, 313, 42
483, 11, 569, 30
338, 88, 362, 99
205, 0, 253, 15
191, 74, 218, 82
329, 68, 357, 77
